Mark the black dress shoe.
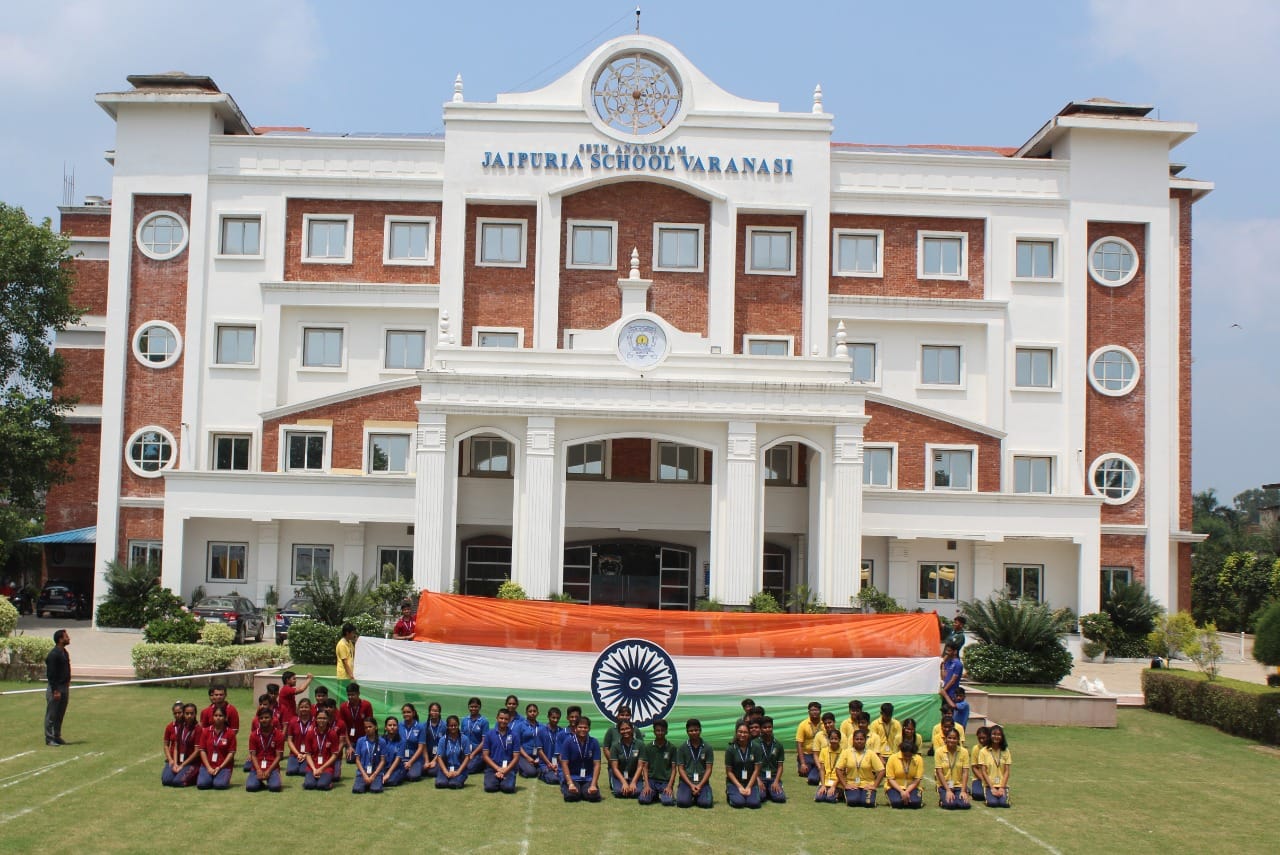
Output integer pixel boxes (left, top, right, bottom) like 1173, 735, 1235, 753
53, 738, 66, 745
46, 741, 60, 747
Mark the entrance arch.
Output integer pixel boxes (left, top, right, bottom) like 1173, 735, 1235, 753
759, 437, 822, 609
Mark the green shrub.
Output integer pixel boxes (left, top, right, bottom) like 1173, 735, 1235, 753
300, 575, 375, 626
1104, 582, 1162, 638
961, 642, 1073, 685
0, 636, 56, 680
348, 611, 385, 639
548, 592, 577, 603
786, 584, 827, 614
695, 598, 724, 612
1147, 611, 1198, 661
189, 585, 206, 608
749, 592, 783, 613
1254, 601, 1280, 668
286, 618, 342, 665
1079, 612, 1115, 644
1107, 636, 1152, 659
960, 595, 1075, 651
854, 586, 905, 614
1142, 668, 1280, 745
198, 622, 236, 647
1183, 622, 1224, 680
95, 601, 138, 628
143, 611, 203, 644
131, 643, 289, 686
497, 581, 527, 600
1081, 639, 1107, 660
0, 597, 18, 636
96, 559, 161, 627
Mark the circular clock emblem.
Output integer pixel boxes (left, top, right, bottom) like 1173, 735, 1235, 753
590, 638, 679, 727
592, 51, 682, 136
617, 317, 669, 370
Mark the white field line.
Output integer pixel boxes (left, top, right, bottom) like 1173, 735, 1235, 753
0, 756, 151, 825
990, 812, 1064, 855
0, 751, 35, 764
518, 777, 537, 855
0, 752, 103, 789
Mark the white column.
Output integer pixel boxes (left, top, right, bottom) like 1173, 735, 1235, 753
888, 538, 913, 604
413, 413, 452, 593
254, 522, 279, 605
515, 416, 558, 599
1077, 534, 1102, 616
714, 421, 759, 606
706, 200, 735, 350
972, 541, 996, 600
342, 523, 365, 583
160, 504, 186, 596
824, 422, 864, 608
534, 196, 562, 348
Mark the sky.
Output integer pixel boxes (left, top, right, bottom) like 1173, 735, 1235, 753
1, 0, 1276, 505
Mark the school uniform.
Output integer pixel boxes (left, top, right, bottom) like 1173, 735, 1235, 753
381, 732, 406, 786
399, 719, 426, 781
638, 739, 677, 806
978, 746, 1012, 807
161, 722, 201, 787
941, 655, 964, 703
814, 745, 843, 803
884, 754, 924, 808
968, 743, 987, 800
351, 734, 388, 793
336, 699, 373, 754
200, 703, 240, 733
602, 724, 646, 759
674, 740, 713, 808
724, 742, 763, 808
952, 699, 971, 730
434, 735, 474, 789
537, 724, 563, 784
837, 746, 884, 807
463, 715, 490, 773
559, 735, 603, 802
794, 718, 822, 784
482, 727, 519, 793
869, 717, 903, 763
286, 716, 316, 776
245, 724, 284, 792
302, 726, 341, 790
278, 685, 301, 725
511, 718, 546, 778
934, 745, 971, 809
608, 738, 643, 798
753, 737, 787, 803
196, 727, 236, 790
931, 723, 967, 754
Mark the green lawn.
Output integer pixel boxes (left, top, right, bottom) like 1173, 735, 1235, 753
1, 682, 1278, 853
970, 684, 1082, 696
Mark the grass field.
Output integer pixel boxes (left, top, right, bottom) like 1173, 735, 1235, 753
1, 681, 1277, 854
969, 684, 1082, 696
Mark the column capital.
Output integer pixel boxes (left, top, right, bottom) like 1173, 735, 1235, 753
417, 413, 448, 452
526, 416, 556, 457
726, 421, 757, 462
833, 422, 864, 465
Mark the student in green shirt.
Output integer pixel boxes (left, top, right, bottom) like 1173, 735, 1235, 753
724, 722, 762, 808
602, 704, 645, 764
675, 718, 714, 808
754, 716, 787, 803
608, 720, 643, 798
638, 719, 676, 806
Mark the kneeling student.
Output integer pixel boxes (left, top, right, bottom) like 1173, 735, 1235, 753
608, 720, 643, 798
482, 709, 519, 793
246, 706, 284, 792
725, 723, 763, 809
638, 719, 676, 806
755, 716, 786, 803
286, 698, 316, 776
838, 728, 884, 807
435, 715, 476, 789
814, 729, 843, 803
352, 717, 388, 794
884, 739, 924, 809
163, 703, 201, 788
399, 704, 426, 782
197, 706, 235, 790
560, 715, 602, 802
675, 718, 713, 808
969, 726, 991, 802
934, 729, 970, 809
302, 709, 341, 791
381, 717, 406, 787
977, 725, 1012, 807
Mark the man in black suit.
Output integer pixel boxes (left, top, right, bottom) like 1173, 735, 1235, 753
45, 629, 71, 746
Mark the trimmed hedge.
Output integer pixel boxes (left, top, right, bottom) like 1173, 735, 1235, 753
143, 612, 203, 644
286, 618, 341, 665
962, 642, 1074, 685
1142, 668, 1280, 745
0, 636, 56, 680
131, 643, 289, 686
0, 597, 19, 636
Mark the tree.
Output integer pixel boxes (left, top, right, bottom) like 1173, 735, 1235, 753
0, 203, 82, 533
1231, 487, 1280, 526
1254, 601, 1280, 669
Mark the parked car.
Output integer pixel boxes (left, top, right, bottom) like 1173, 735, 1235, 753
36, 580, 91, 620
274, 596, 312, 645
191, 595, 266, 643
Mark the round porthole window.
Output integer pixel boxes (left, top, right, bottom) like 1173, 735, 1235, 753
132, 321, 182, 368
136, 211, 189, 260
1089, 453, 1140, 505
126, 426, 177, 478
1087, 346, 1140, 397
1088, 237, 1138, 287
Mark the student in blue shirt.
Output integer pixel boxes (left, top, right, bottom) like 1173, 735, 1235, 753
512, 703, 546, 778
537, 707, 563, 784
463, 697, 489, 774
352, 718, 387, 794
559, 715, 602, 802
552, 706, 582, 784
952, 687, 971, 730
424, 701, 447, 770
381, 717, 406, 787
399, 703, 426, 782
435, 715, 476, 789
482, 709, 520, 793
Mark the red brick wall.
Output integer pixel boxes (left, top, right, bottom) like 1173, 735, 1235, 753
67, 258, 108, 315
735, 214, 804, 353
117, 507, 164, 563
1085, 222, 1147, 524
558, 182, 711, 340
43, 424, 100, 532
609, 438, 652, 481
1177, 542, 1192, 611
120, 195, 190, 498
1174, 192, 1193, 533
864, 401, 1001, 491
829, 215, 986, 300
260, 386, 419, 472
59, 348, 104, 405
1101, 533, 1145, 585
283, 199, 442, 284
60, 211, 111, 237
463, 203, 537, 347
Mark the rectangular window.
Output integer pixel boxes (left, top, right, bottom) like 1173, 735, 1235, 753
471, 436, 511, 475
834, 231, 881, 275
1101, 565, 1132, 597
464, 544, 513, 597
850, 342, 876, 383
129, 540, 162, 569
385, 330, 426, 370
658, 442, 699, 482
1014, 456, 1052, 494
304, 216, 351, 262
369, 433, 410, 474
860, 558, 873, 591
285, 431, 326, 472
212, 434, 251, 471
747, 337, 791, 356
478, 220, 525, 266
302, 327, 343, 368
475, 329, 521, 348
747, 228, 795, 274
1015, 347, 1054, 388
932, 449, 973, 490
378, 547, 414, 583
220, 216, 261, 256
568, 221, 616, 269
919, 562, 958, 601
215, 325, 256, 365
566, 441, 605, 478
292, 545, 332, 585
208, 542, 247, 582
864, 447, 893, 488
764, 445, 793, 485
1015, 239, 1055, 279
654, 225, 702, 271
921, 345, 962, 385
920, 233, 965, 278
1005, 564, 1043, 601
385, 217, 434, 264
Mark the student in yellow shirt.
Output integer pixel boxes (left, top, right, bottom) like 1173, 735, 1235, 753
968, 726, 990, 801
933, 729, 970, 809
900, 718, 924, 754
869, 702, 902, 763
977, 725, 1012, 807
836, 728, 884, 808
884, 739, 924, 809
839, 699, 864, 746
813, 729, 843, 803
794, 702, 823, 785
812, 712, 838, 754
930, 711, 965, 755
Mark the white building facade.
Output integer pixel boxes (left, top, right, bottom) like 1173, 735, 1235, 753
71, 35, 1209, 617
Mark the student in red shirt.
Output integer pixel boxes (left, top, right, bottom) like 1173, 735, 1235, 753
392, 602, 416, 640
197, 706, 236, 789
200, 684, 240, 733
278, 670, 313, 725
163, 703, 201, 787
246, 706, 284, 792
336, 683, 374, 761
287, 698, 316, 776
302, 708, 342, 790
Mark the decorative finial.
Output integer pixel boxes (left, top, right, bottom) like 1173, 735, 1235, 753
812, 84, 823, 114
835, 320, 848, 358
630, 247, 641, 280
635, 6, 641, 33
439, 309, 453, 345
453, 74, 464, 104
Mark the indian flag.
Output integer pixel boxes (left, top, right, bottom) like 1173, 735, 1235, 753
331, 592, 943, 745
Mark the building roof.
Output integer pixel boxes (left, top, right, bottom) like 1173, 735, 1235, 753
20, 526, 96, 545
831, 142, 1017, 158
